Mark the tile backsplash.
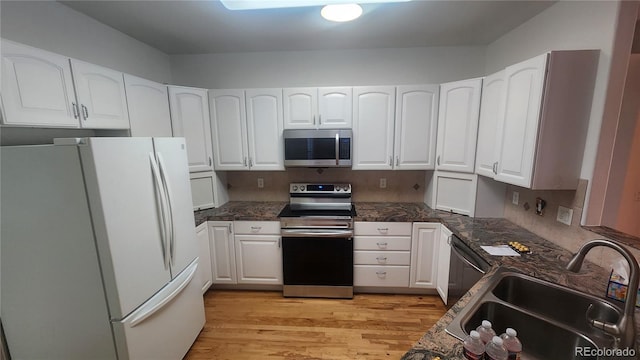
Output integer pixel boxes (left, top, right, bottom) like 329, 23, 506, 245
503, 179, 640, 270
226, 169, 426, 203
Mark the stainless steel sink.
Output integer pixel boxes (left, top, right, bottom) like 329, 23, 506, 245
446, 268, 623, 360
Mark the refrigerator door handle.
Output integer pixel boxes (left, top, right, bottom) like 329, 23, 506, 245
156, 152, 176, 267
128, 260, 198, 328
149, 153, 170, 269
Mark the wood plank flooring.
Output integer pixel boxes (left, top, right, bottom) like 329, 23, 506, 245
184, 290, 447, 360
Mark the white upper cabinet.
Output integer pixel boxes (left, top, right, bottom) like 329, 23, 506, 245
245, 89, 285, 170
394, 85, 439, 170
475, 71, 505, 178
283, 87, 352, 129
209, 89, 248, 171
494, 54, 548, 188
168, 86, 213, 173
1, 40, 79, 127
436, 78, 482, 173
492, 51, 598, 189
283, 87, 316, 129
70, 59, 130, 129
210, 89, 284, 171
352, 86, 396, 170
124, 74, 172, 137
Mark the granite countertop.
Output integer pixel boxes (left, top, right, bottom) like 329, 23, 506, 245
194, 201, 629, 359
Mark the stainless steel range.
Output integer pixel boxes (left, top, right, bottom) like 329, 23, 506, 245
279, 183, 356, 299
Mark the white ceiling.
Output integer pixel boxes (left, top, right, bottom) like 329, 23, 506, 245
60, 0, 555, 55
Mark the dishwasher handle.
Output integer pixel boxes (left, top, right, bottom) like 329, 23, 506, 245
450, 236, 490, 274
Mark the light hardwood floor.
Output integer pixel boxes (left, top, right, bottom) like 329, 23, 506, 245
184, 290, 447, 360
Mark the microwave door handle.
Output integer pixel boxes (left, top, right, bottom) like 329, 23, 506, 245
335, 133, 340, 166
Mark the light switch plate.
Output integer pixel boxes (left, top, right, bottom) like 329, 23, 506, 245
512, 191, 519, 205
557, 206, 573, 226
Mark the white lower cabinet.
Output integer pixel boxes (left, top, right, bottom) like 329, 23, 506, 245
409, 223, 440, 289
435, 225, 452, 304
208, 221, 237, 284
354, 222, 411, 287
195, 222, 213, 294
234, 221, 282, 285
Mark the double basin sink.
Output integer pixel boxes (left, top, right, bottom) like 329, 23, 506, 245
446, 268, 625, 360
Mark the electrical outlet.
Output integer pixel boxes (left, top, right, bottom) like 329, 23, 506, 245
379, 178, 387, 189
257, 178, 264, 188
557, 206, 573, 226
512, 191, 519, 205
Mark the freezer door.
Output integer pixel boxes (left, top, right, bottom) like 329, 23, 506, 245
80, 137, 172, 319
153, 137, 200, 277
112, 259, 205, 360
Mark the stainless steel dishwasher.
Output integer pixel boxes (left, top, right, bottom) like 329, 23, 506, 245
447, 235, 491, 306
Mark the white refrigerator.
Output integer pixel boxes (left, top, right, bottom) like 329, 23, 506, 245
1, 137, 205, 360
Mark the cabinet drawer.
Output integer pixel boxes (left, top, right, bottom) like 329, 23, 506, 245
354, 265, 410, 287
354, 251, 411, 265
354, 236, 411, 251
355, 222, 412, 236
234, 221, 280, 235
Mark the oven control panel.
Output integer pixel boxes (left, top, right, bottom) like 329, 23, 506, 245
290, 183, 351, 194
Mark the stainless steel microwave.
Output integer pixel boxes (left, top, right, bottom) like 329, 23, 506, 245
283, 129, 352, 167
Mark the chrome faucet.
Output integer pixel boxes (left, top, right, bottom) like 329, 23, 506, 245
566, 239, 639, 349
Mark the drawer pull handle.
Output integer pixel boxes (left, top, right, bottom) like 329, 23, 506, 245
376, 257, 388, 262
375, 271, 387, 277
376, 242, 388, 248
377, 228, 389, 232
250, 226, 262, 231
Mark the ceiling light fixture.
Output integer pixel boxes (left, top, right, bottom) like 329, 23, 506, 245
321, 4, 363, 22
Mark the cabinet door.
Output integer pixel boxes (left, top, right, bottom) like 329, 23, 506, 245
283, 87, 317, 129
196, 222, 212, 294
394, 85, 439, 170
124, 74, 172, 137
352, 86, 396, 170
235, 234, 282, 285
209, 222, 236, 284
436, 78, 482, 173
410, 223, 440, 289
475, 71, 505, 178
1, 40, 78, 127
245, 89, 284, 170
169, 86, 213, 173
70, 59, 130, 129
209, 89, 249, 170
494, 54, 549, 188
318, 87, 352, 129
436, 226, 452, 305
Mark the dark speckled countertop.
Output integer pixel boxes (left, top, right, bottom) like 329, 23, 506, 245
194, 201, 634, 360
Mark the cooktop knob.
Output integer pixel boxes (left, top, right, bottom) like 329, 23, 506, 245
300, 185, 305, 191
292, 185, 298, 191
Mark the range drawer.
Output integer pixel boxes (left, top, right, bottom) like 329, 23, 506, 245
354, 222, 412, 236
354, 251, 411, 266
354, 265, 410, 287
233, 221, 280, 235
354, 236, 411, 251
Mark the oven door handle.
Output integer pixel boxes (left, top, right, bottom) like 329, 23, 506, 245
281, 229, 354, 238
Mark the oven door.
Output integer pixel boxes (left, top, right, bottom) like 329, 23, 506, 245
281, 229, 354, 298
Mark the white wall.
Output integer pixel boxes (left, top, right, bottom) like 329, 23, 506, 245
170, 46, 486, 89
484, 1, 620, 184
0, 1, 171, 83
